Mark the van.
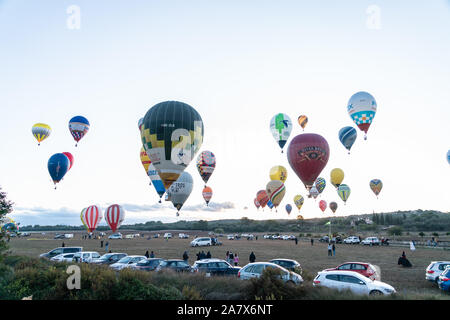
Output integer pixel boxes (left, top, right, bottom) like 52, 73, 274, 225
164, 233, 173, 239
72, 251, 101, 263
39, 247, 82, 259
190, 237, 212, 247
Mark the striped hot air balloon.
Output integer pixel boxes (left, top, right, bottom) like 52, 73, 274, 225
83, 205, 102, 233
32, 123, 51, 146
105, 204, 125, 233
69, 116, 90, 146
202, 186, 213, 205
298, 115, 308, 131
266, 180, 286, 210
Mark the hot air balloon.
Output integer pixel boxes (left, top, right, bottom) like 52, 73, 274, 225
297, 215, 304, 220
269, 166, 287, 183
48, 153, 70, 189
254, 198, 260, 210
141, 101, 204, 190
270, 113, 292, 153
83, 205, 102, 233
329, 202, 338, 213
337, 184, 351, 204
298, 115, 308, 131
69, 116, 90, 146
447, 150, 450, 165
197, 151, 216, 186
319, 200, 327, 212
202, 186, 213, 205
266, 180, 286, 210
314, 177, 326, 194
330, 168, 344, 188
287, 133, 330, 191
1, 217, 18, 233
256, 190, 269, 209
293, 195, 304, 212
167, 171, 194, 216
309, 185, 319, 199
338, 126, 357, 154
62, 152, 74, 171
32, 123, 51, 146
266, 200, 274, 210
105, 204, 125, 233
138, 117, 144, 131
80, 208, 89, 232
285, 204, 292, 215
370, 179, 383, 198
347, 91, 377, 140
140, 147, 151, 175
148, 164, 166, 203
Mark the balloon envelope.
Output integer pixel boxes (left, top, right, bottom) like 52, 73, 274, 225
314, 177, 326, 194
80, 208, 89, 232
256, 190, 269, 208
330, 168, 344, 188
293, 195, 304, 211
83, 205, 102, 233
167, 171, 194, 212
338, 126, 357, 152
329, 201, 338, 213
319, 200, 327, 212
202, 186, 213, 205
105, 204, 125, 233
48, 153, 70, 184
298, 115, 308, 130
287, 133, 330, 191
447, 150, 450, 165
370, 179, 383, 197
148, 163, 166, 200
197, 151, 216, 185
32, 123, 51, 145
309, 185, 319, 199
254, 198, 261, 209
266, 180, 286, 207
269, 166, 287, 183
69, 116, 90, 145
141, 101, 204, 190
270, 113, 292, 151
337, 184, 351, 203
140, 147, 151, 174
285, 204, 292, 214
62, 152, 74, 171
347, 91, 377, 138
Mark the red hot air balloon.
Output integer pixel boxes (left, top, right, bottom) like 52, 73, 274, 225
319, 200, 327, 212
202, 186, 213, 205
256, 190, 269, 208
287, 133, 330, 191
254, 198, 261, 210
62, 152, 74, 171
105, 204, 125, 233
83, 205, 102, 233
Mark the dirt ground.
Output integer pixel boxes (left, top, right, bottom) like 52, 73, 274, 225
7, 230, 450, 297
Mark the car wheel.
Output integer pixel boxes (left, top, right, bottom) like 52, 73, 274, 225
369, 290, 383, 296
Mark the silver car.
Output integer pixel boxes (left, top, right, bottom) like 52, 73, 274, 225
238, 262, 303, 284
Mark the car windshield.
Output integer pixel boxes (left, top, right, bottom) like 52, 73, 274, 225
117, 257, 131, 264
99, 254, 113, 261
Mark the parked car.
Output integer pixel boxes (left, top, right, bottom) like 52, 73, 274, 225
263, 235, 271, 239
110, 255, 147, 271
153, 233, 160, 238
155, 259, 192, 272
72, 251, 101, 263
190, 237, 212, 247
39, 247, 82, 259
132, 258, 164, 271
192, 259, 241, 276
50, 253, 77, 262
108, 233, 123, 239
361, 237, 380, 246
269, 259, 302, 273
20, 232, 31, 237
332, 236, 342, 244
91, 253, 127, 265
319, 236, 330, 243
313, 270, 395, 296
54, 234, 66, 239
425, 261, 450, 283
344, 236, 360, 244
437, 266, 450, 292
324, 262, 379, 280
238, 262, 303, 284
163, 233, 173, 239
227, 235, 235, 240
178, 233, 189, 239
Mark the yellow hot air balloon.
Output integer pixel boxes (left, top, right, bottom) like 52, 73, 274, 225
266, 180, 286, 209
330, 168, 344, 188
293, 195, 304, 212
269, 166, 287, 183
298, 115, 308, 131
32, 123, 51, 146
80, 208, 89, 232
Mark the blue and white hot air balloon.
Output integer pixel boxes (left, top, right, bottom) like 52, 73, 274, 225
338, 126, 357, 154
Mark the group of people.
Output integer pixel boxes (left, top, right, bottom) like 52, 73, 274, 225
327, 242, 336, 256
196, 250, 212, 260
145, 250, 155, 258
225, 251, 239, 266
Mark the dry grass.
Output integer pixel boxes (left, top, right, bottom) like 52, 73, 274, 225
7, 230, 450, 298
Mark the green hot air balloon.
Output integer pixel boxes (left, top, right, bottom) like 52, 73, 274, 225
337, 184, 351, 204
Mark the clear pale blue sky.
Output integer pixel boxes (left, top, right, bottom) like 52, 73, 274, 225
0, 1, 449, 226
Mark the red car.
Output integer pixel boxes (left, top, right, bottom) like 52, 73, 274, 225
324, 262, 378, 280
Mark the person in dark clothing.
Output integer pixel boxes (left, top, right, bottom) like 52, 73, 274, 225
249, 251, 256, 263
183, 251, 189, 262
311, 238, 314, 246
145, 250, 149, 258
206, 251, 211, 259
150, 251, 155, 258
255, 235, 258, 240
100, 240, 103, 248
196, 252, 201, 261
398, 251, 412, 267
62, 242, 65, 247
332, 243, 336, 256
295, 237, 298, 245
229, 252, 234, 264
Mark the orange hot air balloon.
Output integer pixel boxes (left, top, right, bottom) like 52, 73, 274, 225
202, 186, 213, 205
298, 115, 308, 131
256, 190, 269, 209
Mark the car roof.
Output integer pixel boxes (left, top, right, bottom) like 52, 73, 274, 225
338, 262, 370, 265
319, 270, 367, 278
243, 262, 289, 270
195, 259, 227, 263
269, 258, 298, 263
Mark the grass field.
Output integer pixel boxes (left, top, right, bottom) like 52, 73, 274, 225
6, 230, 450, 298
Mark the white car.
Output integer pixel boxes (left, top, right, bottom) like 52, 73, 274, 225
238, 262, 303, 284
263, 235, 271, 239
178, 233, 189, 239
227, 235, 235, 240
361, 237, 380, 246
110, 255, 147, 271
163, 233, 173, 239
426, 261, 450, 283
190, 237, 212, 247
50, 253, 77, 262
313, 270, 396, 296
72, 251, 101, 263
344, 236, 361, 244
109, 233, 123, 239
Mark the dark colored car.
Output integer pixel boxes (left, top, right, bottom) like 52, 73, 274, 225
132, 258, 164, 271
155, 259, 192, 272
91, 253, 128, 265
192, 259, 241, 276
269, 259, 302, 273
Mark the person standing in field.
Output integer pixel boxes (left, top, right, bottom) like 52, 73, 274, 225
332, 243, 336, 256
145, 250, 149, 258
150, 251, 155, 258
183, 251, 189, 262
327, 242, 332, 256
105, 241, 109, 252
311, 238, 314, 246
228, 252, 234, 264
234, 253, 239, 266
249, 251, 256, 263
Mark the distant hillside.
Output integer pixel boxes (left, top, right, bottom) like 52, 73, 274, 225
18, 209, 450, 234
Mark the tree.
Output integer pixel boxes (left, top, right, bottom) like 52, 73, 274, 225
0, 187, 14, 256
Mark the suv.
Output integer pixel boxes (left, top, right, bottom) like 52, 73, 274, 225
132, 258, 164, 271
192, 259, 241, 276
190, 237, 212, 247
324, 262, 379, 280
238, 262, 303, 284
344, 236, 360, 244
39, 247, 82, 259
91, 253, 127, 265
156, 259, 192, 272
72, 251, 101, 263
425, 261, 450, 284
361, 237, 380, 246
